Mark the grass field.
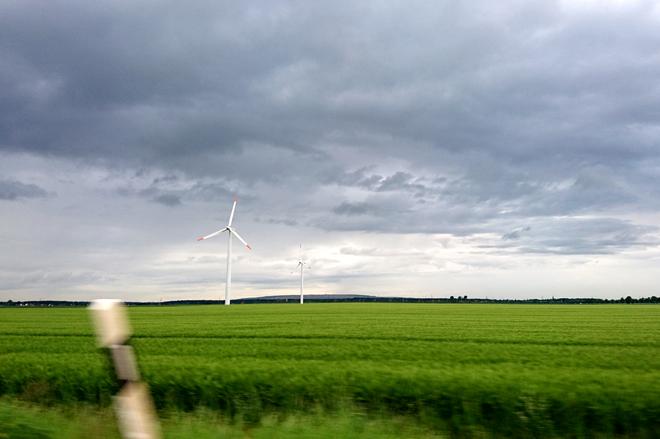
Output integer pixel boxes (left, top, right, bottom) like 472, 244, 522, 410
0, 398, 446, 439
0, 303, 659, 438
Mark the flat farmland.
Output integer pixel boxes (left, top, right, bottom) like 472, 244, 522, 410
0, 303, 659, 437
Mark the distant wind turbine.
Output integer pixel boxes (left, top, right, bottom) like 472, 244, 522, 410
296, 244, 309, 304
197, 199, 251, 305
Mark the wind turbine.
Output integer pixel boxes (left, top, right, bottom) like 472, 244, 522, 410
197, 199, 251, 305
296, 244, 309, 304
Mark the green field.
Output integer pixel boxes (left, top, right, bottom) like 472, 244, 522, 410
0, 303, 659, 438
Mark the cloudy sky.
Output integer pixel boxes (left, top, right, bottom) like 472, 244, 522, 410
2, 0, 660, 301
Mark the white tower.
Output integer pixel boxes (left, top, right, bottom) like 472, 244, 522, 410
197, 199, 251, 305
296, 244, 309, 304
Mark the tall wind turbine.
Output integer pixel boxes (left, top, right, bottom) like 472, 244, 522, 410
296, 244, 309, 304
197, 199, 251, 305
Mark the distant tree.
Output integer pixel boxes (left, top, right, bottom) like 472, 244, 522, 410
464, 295, 468, 300
450, 296, 455, 301
625, 296, 633, 304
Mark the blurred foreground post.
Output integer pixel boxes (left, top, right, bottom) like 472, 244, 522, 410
89, 299, 161, 439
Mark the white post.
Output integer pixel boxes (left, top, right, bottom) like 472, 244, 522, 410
225, 231, 232, 305
89, 300, 161, 439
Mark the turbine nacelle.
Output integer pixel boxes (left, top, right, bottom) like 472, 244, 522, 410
196, 210, 251, 250
227, 226, 251, 250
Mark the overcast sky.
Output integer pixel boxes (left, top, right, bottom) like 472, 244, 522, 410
2, 0, 660, 301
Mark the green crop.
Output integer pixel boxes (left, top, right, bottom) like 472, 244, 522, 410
0, 304, 659, 438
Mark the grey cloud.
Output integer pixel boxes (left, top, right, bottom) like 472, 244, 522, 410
153, 175, 178, 185
3, 0, 659, 181
2, 1, 659, 255
152, 193, 182, 207
256, 217, 298, 227
502, 226, 531, 241
116, 172, 236, 206
319, 190, 492, 235
188, 181, 235, 202
492, 218, 658, 255
0, 179, 48, 201
333, 201, 381, 216
334, 169, 436, 197
332, 168, 383, 190
376, 172, 427, 195
438, 161, 648, 222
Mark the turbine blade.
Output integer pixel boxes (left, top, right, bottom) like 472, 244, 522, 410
227, 199, 237, 227
197, 227, 227, 241
229, 227, 251, 250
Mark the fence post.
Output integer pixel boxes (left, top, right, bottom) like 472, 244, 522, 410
89, 299, 161, 439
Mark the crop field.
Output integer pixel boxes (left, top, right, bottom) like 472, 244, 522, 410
0, 303, 659, 438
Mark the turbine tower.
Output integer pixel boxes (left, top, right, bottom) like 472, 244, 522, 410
197, 199, 251, 305
296, 244, 309, 304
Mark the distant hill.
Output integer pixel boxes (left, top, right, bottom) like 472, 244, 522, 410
235, 294, 377, 302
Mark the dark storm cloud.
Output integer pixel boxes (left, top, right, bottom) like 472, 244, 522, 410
3, 1, 658, 170
0, 179, 48, 201
1, 0, 660, 258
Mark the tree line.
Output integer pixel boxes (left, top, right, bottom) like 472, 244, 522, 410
1, 295, 659, 307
